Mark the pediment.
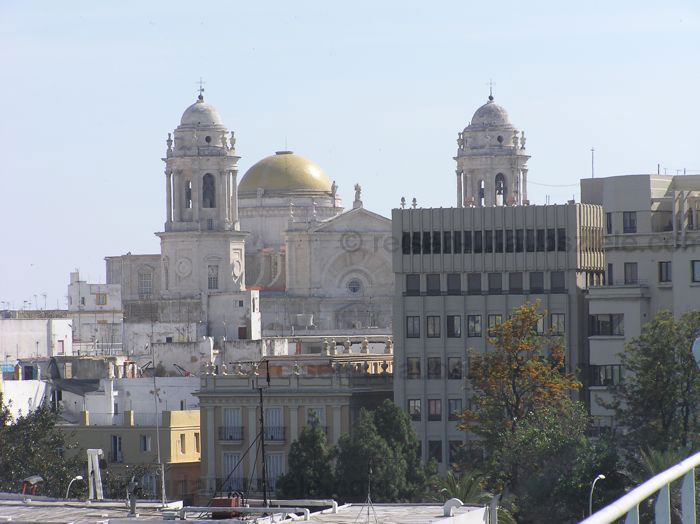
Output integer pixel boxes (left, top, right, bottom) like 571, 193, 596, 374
310, 207, 391, 233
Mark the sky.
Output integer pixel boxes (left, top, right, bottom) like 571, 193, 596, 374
1, 0, 699, 309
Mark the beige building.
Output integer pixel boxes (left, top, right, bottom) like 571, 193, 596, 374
60, 409, 201, 504
581, 174, 700, 430
195, 350, 393, 498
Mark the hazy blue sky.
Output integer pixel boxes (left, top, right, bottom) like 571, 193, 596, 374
1, 1, 698, 308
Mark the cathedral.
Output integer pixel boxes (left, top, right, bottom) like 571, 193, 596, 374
105, 93, 393, 352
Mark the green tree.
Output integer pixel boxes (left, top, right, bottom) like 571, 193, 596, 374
275, 416, 334, 499
605, 310, 700, 452
0, 393, 84, 498
334, 401, 432, 502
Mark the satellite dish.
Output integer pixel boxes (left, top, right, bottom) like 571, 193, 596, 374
692, 337, 700, 370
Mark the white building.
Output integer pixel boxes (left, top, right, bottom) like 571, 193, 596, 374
67, 270, 123, 353
0, 317, 72, 362
581, 174, 700, 430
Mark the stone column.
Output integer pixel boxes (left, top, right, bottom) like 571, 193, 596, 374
463, 171, 471, 205
289, 406, 298, 442
206, 406, 215, 489
173, 171, 181, 222
456, 170, 463, 208
192, 171, 200, 223
248, 407, 258, 479
230, 169, 239, 228
165, 171, 172, 223
521, 168, 528, 203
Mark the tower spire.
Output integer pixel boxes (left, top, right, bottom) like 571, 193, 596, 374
487, 79, 495, 101
197, 77, 205, 101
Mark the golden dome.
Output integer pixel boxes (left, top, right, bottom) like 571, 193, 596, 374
239, 151, 332, 195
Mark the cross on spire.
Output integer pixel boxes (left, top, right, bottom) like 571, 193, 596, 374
197, 77, 205, 100
487, 79, 495, 101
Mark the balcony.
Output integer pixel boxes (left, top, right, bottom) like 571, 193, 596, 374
263, 426, 286, 442
218, 426, 244, 441
588, 279, 650, 299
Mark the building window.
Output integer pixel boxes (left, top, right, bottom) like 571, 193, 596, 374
692, 260, 700, 283
447, 315, 461, 338
495, 230, 504, 252
202, 173, 216, 208
449, 441, 463, 464
606, 213, 612, 234
406, 274, 420, 295
140, 434, 151, 452
95, 293, 107, 305
505, 230, 514, 252
536, 229, 545, 251
516, 229, 524, 252
467, 273, 481, 294
428, 440, 443, 463
589, 314, 625, 336
488, 273, 502, 294
448, 357, 462, 379
428, 400, 442, 421
406, 316, 420, 338
443, 231, 452, 254
551, 271, 566, 292
529, 272, 544, 293
426, 316, 441, 338
447, 274, 461, 295
607, 263, 614, 286
426, 274, 441, 295
347, 278, 362, 294
463, 231, 472, 253
484, 230, 493, 253
208, 265, 219, 290
467, 315, 482, 337
623, 211, 637, 233
509, 272, 523, 294
658, 261, 672, 283
194, 432, 200, 453
590, 364, 624, 386
526, 229, 535, 252
473, 231, 483, 253
448, 399, 463, 421
624, 262, 638, 285
488, 314, 503, 333
179, 433, 186, 454
427, 357, 442, 379
422, 232, 432, 254
185, 180, 192, 209
551, 313, 565, 335
432, 231, 442, 254
402, 232, 411, 254
557, 228, 567, 251
408, 399, 421, 421
453, 231, 462, 253
411, 232, 421, 254
546, 228, 556, 251
407, 357, 421, 379
137, 271, 153, 296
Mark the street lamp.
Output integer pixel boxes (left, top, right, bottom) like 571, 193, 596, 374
589, 474, 606, 516
65, 475, 84, 499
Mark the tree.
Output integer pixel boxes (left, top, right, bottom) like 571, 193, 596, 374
605, 310, 700, 452
0, 393, 84, 498
334, 401, 432, 502
460, 302, 582, 487
275, 416, 334, 499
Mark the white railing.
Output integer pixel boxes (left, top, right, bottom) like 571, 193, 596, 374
73, 342, 125, 356
581, 450, 700, 524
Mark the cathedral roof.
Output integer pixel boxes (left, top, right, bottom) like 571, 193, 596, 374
470, 97, 511, 127
180, 95, 224, 126
239, 151, 332, 194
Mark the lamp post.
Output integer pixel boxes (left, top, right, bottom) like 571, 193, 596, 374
65, 475, 83, 499
589, 474, 606, 516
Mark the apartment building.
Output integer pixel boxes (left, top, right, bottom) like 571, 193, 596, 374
392, 203, 604, 469
581, 174, 700, 430
195, 352, 393, 498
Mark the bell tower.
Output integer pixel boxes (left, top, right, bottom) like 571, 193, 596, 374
455, 94, 530, 207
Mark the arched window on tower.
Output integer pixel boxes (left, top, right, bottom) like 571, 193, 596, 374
185, 180, 192, 209
202, 174, 216, 208
495, 173, 507, 206
478, 179, 485, 207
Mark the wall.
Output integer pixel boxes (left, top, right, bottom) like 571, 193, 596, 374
123, 321, 199, 356
0, 378, 47, 419
148, 339, 215, 375
0, 319, 73, 360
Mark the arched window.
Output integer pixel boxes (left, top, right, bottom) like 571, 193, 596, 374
495, 173, 507, 206
185, 180, 192, 209
202, 174, 216, 208
478, 179, 485, 207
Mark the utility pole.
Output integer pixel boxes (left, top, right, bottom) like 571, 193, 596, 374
151, 339, 166, 506
255, 360, 271, 507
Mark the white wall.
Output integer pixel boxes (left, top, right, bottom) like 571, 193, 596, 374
0, 379, 47, 420
0, 319, 73, 360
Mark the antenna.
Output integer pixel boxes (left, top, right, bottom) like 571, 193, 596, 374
353, 461, 379, 524
196, 77, 205, 99
591, 148, 595, 178
486, 79, 495, 101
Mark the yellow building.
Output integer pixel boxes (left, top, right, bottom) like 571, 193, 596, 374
60, 409, 201, 504
196, 352, 393, 500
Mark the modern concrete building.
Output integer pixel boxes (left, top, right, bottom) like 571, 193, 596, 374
581, 174, 700, 430
195, 351, 393, 498
391, 202, 604, 469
